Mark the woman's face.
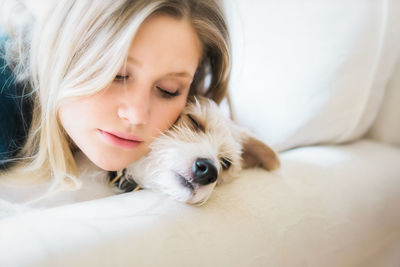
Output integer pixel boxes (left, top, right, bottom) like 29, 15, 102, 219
58, 14, 202, 170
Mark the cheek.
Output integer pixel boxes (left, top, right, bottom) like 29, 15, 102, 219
58, 94, 112, 142
59, 91, 114, 123
58, 102, 84, 135
58, 100, 92, 150
152, 99, 187, 135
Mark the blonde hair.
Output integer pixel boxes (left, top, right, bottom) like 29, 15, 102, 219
1, 0, 231, 189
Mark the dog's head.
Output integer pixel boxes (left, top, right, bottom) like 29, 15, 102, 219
125, 97, 280, 205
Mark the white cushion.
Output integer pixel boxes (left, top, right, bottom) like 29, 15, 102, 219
1, 140, 400, 266
225, 0, 400, 151
368, 57, 400, 145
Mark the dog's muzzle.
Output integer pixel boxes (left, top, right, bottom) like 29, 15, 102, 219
192, 158, 218, 185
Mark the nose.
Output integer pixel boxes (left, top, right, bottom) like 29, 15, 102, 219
192, 158, 218, 185
118, 87, 150, 125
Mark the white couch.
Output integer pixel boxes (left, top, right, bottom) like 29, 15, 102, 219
1, 0, 400, 266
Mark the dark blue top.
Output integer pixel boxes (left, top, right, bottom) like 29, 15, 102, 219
0, 30, 32, 169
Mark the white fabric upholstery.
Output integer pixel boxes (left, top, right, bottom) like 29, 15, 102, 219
226, 0, 400, 152
1, 140, 400, 266
368, 57, 400, 145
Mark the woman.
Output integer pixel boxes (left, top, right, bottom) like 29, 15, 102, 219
0, 0, 231, 191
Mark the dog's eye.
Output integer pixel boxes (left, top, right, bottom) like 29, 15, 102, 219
220, 157, 232, 170
187, 114, 205, 132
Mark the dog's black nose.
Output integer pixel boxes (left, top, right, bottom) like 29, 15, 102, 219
192, 158, 218, 185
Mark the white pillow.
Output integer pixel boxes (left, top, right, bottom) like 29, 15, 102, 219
225, 0, 400, 152
368, 57, 400, 145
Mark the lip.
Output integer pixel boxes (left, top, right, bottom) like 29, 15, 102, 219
98, 129, 143, 149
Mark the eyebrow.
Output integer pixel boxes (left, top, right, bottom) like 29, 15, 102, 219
127, 56, 193, 79
167, 72, 193, 79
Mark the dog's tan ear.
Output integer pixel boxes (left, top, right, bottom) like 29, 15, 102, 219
241, 134, 280, 171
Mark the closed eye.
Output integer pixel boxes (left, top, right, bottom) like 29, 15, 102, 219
114, 75, 129, 82
157, 86, 181, 98
187, 114, 205, 132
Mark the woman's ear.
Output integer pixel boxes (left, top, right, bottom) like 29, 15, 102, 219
240, 133, 280, 171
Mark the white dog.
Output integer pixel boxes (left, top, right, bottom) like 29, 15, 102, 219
103, 97, 280, 205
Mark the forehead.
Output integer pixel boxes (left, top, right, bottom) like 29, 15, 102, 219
127, 14, 202, 77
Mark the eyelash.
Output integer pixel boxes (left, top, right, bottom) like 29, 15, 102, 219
220, 157, 232, 170
114, 75, 129, 82
114, 75, 181, 99
156, 86, 181, 98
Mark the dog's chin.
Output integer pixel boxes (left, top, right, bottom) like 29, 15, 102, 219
185, 183, 216, 206
174, 173, 216, 205
144, 172, 217, 205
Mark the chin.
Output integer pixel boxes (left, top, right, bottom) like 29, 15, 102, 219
83, 152, 125, 171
